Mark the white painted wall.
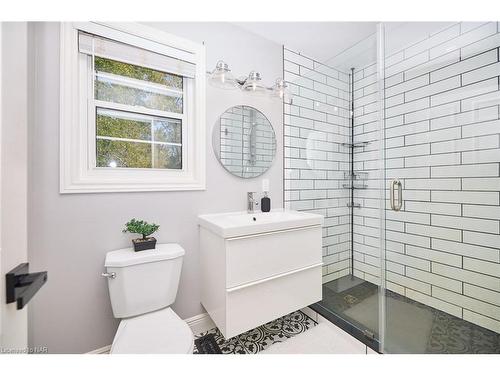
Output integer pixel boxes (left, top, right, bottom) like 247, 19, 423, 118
145, 22, 283, 83
0, 22, 29, 350
28, 22, 283, 353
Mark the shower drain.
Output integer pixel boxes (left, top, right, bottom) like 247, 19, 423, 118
344, 294, 358, 304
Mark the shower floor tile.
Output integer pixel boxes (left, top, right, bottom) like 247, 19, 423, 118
316, 275, 500, 354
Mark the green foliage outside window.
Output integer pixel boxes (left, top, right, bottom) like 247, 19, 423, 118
95, 56, 182, 89
97, 112, 151, 140
95, 56, 183, 113
97, 139, 152, 168
94, 57, 183, 170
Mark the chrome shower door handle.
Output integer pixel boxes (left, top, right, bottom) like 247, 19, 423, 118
390, 180, 395, 210
390, 179, 403, 211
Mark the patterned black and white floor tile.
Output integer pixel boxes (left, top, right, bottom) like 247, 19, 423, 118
193, 310, 317, 354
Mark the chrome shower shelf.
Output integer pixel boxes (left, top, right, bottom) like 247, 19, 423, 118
344, 171, 369, 180
342, 183, 368, 189
341, 141, 370, 148
346, 202, 362, 208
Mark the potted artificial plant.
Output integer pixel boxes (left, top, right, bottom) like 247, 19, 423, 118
123, 218, 160, 252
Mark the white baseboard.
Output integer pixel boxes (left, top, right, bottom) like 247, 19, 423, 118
184, 312, 215, 336
86, 344, 111, 354
86, 312, 215, 354
300, 306, 318, 322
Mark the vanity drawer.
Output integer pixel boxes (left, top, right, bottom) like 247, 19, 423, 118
224, 264, 322, 338
225, 225, 322, 288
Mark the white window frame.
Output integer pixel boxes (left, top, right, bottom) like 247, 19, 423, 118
60, 22, 206, 193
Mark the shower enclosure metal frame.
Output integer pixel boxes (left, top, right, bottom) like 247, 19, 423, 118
376, 21, 387, 354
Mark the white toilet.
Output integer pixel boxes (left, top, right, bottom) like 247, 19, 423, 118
103, 243, 194, 354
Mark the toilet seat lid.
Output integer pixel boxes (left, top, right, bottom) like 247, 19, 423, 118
105, 244, 185, 268
111, 307, 193, 354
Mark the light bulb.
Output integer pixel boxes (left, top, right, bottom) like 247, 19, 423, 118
209, 60, 237, 90
272, 78, 291, 103
242, 71, 267, 95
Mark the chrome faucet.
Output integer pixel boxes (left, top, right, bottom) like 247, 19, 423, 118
247, 192, 259, 213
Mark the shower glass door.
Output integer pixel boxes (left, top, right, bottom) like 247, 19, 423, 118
380, 22, 500, 353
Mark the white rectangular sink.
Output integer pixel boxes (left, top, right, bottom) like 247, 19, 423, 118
198, 209, 323, 238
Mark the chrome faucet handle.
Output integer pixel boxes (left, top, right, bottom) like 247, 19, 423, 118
247, 192, 259, 213
248, 192, 259, 203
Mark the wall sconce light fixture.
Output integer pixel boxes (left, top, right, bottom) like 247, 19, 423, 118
209, 60, 238, 90
209, 60, 291, 102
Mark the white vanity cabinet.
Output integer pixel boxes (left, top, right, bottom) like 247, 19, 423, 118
198, 210, 323, 339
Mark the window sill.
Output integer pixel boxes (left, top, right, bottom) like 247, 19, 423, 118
60, 175, 206, 194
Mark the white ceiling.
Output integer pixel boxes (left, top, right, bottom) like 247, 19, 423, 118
233, 22, 378, 64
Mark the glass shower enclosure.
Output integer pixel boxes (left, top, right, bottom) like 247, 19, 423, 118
283, 21, 500, 353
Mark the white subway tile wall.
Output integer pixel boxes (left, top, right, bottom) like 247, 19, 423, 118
284, 22, 500, 334
283, 49, 352, 282
351, 58, 384, 288
363, 21, 500, 333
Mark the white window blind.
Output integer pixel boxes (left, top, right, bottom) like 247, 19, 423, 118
78, 31, 196, 78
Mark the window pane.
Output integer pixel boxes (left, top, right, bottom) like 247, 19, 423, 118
96, 139, 152, 168
95, 56, 183, 89
97, 109, 151, 141
154, 118, 182, 144
94, 57, 183, 113
153, 144, 182, 169
95, 80, 183, 113
96, 109, 183, 170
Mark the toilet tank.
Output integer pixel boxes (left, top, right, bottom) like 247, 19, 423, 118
104, 244, 185, 318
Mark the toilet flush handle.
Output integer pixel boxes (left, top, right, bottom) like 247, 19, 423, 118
101, 272, 116, 279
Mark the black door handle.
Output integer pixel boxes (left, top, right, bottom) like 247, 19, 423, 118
6, 263, 47, 310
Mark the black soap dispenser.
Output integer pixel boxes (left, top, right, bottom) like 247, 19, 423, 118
261, 192, 271, 212
261, 179, 271, 213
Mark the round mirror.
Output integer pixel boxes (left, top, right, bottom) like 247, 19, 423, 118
212, 105, 276, 178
